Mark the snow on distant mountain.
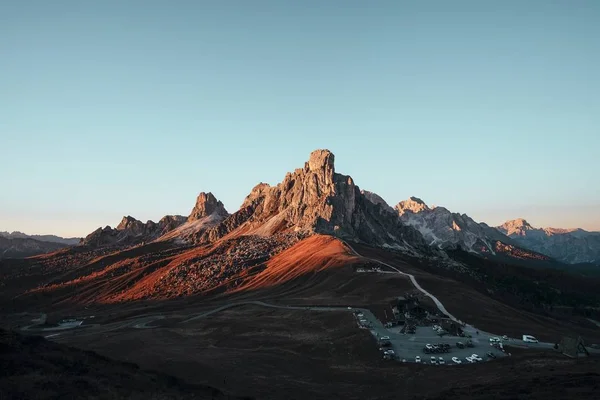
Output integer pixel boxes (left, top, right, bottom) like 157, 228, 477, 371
0, 231, 80, 245
394, 197, 509, 255
497, 219, 600, 264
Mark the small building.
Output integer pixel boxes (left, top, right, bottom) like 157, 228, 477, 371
439, 318, 463, 336
559, 336, 589, 358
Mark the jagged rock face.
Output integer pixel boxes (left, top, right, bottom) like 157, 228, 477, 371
497, 219, 600, 264
396, 197, 430, 215
497, 218, 540, 237
157, 215, 188, 236
82, 215, 187, 248
395, 199, 521, 257
188, 192, 228, 222
361, 190, 395, 214
395, 198, 510, 254
198, 149, 431, 253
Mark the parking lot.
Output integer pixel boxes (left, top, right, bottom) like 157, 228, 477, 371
354, 310, 507, 365
377, 326, 507, 364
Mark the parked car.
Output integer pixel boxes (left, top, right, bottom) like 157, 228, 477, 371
522, 335, 539, 343
415, 356, 421, 363
486, 352, 496, 359
438, 357, 445, 365
465, 356, 475, 363
471, 354, 483, 362
502, 335, 509, 340
451, 357, 462, 364
430, 356, 437, 364
456, 341, 465, 349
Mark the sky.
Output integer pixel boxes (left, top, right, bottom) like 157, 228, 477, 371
1, 1, 599, 237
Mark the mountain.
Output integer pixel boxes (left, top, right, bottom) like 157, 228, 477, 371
396, 197, 512, 253
157, 192, 230, 243
498, 219, 600, 264
0, 231, 80, 245
0, 236, 68, 259
81, 192, 229, 248
82, 214, 188, 248
394, 197, 554, 264
190, 149, 430, 253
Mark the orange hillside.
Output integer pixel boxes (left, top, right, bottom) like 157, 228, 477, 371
235, 234, 359, 292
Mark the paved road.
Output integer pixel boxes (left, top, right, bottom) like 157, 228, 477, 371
342, 241, 460, 322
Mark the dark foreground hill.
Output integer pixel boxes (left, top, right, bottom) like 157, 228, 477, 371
0, 328, 251, 400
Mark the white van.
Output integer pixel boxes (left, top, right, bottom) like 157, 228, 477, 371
522, 335, 539, 343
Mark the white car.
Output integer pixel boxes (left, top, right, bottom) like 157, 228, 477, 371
357, 313, 364, 318
451, 357, 462, 364
430, 356, 437, 364
415, 356, 421, 363
489, 337, 500, 343
465, 356, 475, 363
471, 354, 483, 362
502, 335, 509, 340
438, 357, 445, 365
522, 335, 539, 343
380, 336, 391, 341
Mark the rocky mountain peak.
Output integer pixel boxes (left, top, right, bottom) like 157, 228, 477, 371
188, 192, 229, 222
195, 149, 430, 253
116, 216, 142, 231
497, 218, 535, 236
395, 196, 431, 216
307, 149, 335, 173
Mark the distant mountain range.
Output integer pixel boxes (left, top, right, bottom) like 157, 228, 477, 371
0, 231, 80, 245
0, 231, 81, 259
497, 219, 600, 264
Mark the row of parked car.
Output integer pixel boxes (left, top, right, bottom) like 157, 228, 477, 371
413, 353, 495, 365
423, 343, 451, 353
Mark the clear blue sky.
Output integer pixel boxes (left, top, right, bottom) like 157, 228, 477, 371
1, 1, 599, 237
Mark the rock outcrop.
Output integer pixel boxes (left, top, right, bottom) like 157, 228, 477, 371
188, 192, 228, 222
194, 149, 430, 253
156, 193, 229, 243
497, 219, 600, 264
82, 214, 187, 248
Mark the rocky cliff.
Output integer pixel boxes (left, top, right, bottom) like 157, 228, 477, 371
82, 214, 187, 248
193, 149, 430, 253
188, 192, 229, 222
395, 197, 542, 260
156, 192, 229, 243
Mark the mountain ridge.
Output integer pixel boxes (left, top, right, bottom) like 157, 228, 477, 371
497, 219, 600, 264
